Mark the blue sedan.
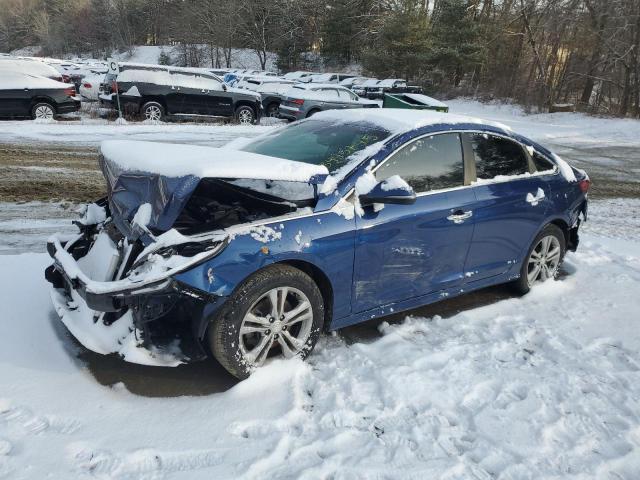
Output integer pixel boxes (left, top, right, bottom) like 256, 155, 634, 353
46, 109, 589, 378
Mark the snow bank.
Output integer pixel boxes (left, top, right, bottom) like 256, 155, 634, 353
1, 205, 639, 478
100, 140, 328, 182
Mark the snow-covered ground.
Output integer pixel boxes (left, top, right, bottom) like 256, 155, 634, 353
1, 100, 640, 478
1, 199, 639, 479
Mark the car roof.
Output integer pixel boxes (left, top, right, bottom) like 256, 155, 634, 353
311, 109, 512, 136
294, 83, 349, 90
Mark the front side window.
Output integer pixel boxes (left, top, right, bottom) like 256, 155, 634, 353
469, 133, 529, 179
375, 133, 465, 193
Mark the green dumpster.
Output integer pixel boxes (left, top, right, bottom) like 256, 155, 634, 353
382, 93, 449, 112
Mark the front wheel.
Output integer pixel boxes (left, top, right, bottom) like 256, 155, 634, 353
234, 105, 256, 125
513, 224, 566, 294
209, 265, 324, 379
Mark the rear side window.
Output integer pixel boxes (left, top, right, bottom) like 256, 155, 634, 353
532, 151, 556, 172
469, 133, 529, 179
375, 133, 465, 193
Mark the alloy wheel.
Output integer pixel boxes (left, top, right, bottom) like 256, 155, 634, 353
145, 105, 162, 121
527, 235, 561, 286
35, 105, 54, 120
239, 286, 313, 367
237, 108, 254, 125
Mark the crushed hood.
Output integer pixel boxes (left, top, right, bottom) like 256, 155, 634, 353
99, 140, 328, 237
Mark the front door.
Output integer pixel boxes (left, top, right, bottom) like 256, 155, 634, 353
352, 132, 475, 313
463, 132, 553, 281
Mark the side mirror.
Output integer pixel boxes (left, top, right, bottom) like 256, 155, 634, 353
222, 83, 227, 91
359, 176, 416, 206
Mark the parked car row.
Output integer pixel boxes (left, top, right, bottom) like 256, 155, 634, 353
0, 55, 433, 124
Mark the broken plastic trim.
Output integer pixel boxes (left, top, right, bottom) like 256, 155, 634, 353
47, 234, 227, 298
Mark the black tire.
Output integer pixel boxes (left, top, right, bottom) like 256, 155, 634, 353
512, 223, 566, 294
31, 102, 56, 120
141, 101, 164, 122
209, 264, 324, 379
306, 109, 320, 118
234, 105, 256, 125
265, 102, 280, 117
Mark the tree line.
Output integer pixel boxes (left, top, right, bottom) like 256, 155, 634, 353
1, 0, 639, 117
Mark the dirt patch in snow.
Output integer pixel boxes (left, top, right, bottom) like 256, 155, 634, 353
0, 143, 104, 202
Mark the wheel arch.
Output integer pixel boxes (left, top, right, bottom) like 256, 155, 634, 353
272, 259, 334, 332
234, 100, 257, 115
30, 96, 57, 110
140, 96, 167, 111
198, 258, 335, 342
306, 108, 321, 118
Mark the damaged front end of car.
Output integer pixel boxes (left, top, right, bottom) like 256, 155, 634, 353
45, 200, 231, 365
45, 140, 329, 366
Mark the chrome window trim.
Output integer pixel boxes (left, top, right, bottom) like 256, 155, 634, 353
343, 129, 562, 201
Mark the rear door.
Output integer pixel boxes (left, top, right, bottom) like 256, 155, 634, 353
336, 88, 361, 109
169, 72, 209, 115
463, 132, 553, 281
352, 132, 476, 313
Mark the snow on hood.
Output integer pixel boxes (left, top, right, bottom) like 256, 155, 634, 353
100, 140, 328, 182
100, 140, 328, 237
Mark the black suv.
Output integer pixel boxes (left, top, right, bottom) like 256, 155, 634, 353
100, 64, 263, 124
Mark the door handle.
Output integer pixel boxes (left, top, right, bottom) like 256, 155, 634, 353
447, 210, 473, 224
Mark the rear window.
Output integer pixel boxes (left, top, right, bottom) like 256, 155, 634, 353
469, 133, 529, 179
241, 119, 390, 172
532, 151, 556, 172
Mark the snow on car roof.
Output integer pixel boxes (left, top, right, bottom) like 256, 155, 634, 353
100, 140, 329, 182
293, 83, 348, 90
118, 62, 223, 79
312, 108, 512, 135
0, 59, 60, 78
0, 71, 68, 90
378, 79, 405, 87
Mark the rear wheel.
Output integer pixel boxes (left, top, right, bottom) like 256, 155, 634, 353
513, 224, 565, 294
265, 102, 280, 117
234, 105, 256, 125
209, 265, 324, 379
31, 102, 55, 120
141, 101, 164, 122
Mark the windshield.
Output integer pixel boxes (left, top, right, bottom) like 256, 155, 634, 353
240, 119, 390, 173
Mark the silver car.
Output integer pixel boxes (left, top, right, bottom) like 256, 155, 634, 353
278, 83, 379, 121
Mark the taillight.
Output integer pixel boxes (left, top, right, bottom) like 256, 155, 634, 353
291, 98, 304, 105
111, 81, 118, 93
64, 87, 76, 97
83, 82, 92, 89
579, 179, 590, 193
